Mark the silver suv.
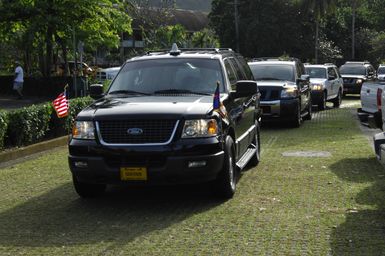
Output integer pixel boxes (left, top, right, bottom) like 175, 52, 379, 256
305, 63, 343, 110
377, 64, 385, 81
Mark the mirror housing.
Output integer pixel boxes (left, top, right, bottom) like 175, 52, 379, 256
89, 84, 104, 99
231, 80, 258, 98
328, 75, 335, 81
299, 74, 310, 82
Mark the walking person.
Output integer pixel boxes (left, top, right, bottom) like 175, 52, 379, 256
13, 61, 24, 99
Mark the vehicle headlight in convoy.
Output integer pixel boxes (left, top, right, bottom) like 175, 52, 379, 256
356, 79, 363, 84
280, 87, 298, 98
182, 119, 218, 138
72, 121, 95, 139
311, 84, 323, 91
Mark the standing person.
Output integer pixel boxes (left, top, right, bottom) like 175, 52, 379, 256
13, 61, 24, 99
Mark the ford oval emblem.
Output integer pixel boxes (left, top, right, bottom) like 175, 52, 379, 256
127, 128, 143, 135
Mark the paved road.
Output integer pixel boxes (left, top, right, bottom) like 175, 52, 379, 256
0, 95, 51, 110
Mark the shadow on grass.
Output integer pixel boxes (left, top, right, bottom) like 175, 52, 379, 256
0, 182, 223, 247
329, 158, 385, 255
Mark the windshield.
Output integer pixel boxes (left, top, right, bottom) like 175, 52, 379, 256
339, 65, 366, 75
305, 67, 327, 79
249, 64, 295, 82
108, 58, 224, 95
378, 67, 385, 75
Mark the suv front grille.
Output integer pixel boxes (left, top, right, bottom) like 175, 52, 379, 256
97, 120, 177, 144
259, 87, 282, 100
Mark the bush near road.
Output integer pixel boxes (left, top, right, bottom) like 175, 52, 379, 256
0, 98, 384, 255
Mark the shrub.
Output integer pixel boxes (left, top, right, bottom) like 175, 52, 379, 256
0, 111, 8, 149
65, 96, 93, 132
7, 103, 53, 147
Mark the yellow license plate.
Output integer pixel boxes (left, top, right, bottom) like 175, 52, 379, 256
120, 167, 147, 181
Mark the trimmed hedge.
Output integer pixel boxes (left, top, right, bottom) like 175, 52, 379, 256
0, 96, 93, 149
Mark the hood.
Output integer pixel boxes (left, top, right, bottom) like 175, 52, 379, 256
309, 78, 327, 84
341, 74, 366, 79
256, 80, 296, 87
77, 95, 218, 120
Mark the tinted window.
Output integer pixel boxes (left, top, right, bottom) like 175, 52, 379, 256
305, 67, 327, 79
109, 58, 224, 94
237, 57, 254, 80
229, 58, 245, 80
224, 59, 237, 85
378, 67, 385, 74
249, 64, 295, 82
339, 65, 366, 75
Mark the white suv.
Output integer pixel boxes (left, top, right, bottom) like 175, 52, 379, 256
377, 64, 385, 81
305, 63, 343, 110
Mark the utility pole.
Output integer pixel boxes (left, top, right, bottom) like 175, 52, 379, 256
234, 0, 240, 53
352, 0, 356, 60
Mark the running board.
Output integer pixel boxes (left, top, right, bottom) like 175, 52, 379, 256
236, 147, 256, 170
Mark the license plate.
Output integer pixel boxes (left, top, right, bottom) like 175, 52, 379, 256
120, 167, 147, 181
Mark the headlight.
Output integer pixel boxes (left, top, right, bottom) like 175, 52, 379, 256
356, 79, 363, 84
72, 121, 95, 139
311, 84, 323, 90
281, 87, 298, 98
182, 119, 218, 138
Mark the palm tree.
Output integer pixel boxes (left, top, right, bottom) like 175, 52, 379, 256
302, 0, 335, 63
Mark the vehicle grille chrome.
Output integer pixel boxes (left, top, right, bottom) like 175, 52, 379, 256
259, 87, 282, 100
97, 120, 178, 145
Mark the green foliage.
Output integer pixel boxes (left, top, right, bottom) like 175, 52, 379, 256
191, 29, 220, 48
7, 103, 53, 147
152, 24, 188, 49
0, 111, 8, 149
65, 97, 93, 132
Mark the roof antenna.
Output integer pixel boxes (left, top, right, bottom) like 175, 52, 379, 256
170, 43, 181, 56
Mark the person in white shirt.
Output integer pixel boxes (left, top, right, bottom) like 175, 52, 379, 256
13, 61, 24, 99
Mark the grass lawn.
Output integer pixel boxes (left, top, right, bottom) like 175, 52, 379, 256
0, 97, 384, 255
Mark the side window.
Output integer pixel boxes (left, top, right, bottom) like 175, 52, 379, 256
224, 59, 237, 87
236, 56, 254, 80
334, 67, 341, 78
229, 58, 245, 80
328, 68, 336, 78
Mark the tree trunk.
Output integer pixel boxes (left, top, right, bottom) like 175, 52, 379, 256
352, 0, 356, 60
45, 25, 54, 77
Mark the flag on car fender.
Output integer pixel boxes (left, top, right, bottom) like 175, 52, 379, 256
53, 85, 69, 118
213, 81, 227, 117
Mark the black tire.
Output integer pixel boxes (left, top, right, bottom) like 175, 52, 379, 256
333, 89, 342, 108
303, 98, 312, 121
72, 174, 106, 198
290, 101, 302, 128
213, 136, 237, 199
318, 91, 326, 110
249, 121, 261, 166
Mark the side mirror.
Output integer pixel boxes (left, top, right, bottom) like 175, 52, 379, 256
89, 84, 104, 99
231, 80, 257, 98
328, 75, 335, 80
300, 74, 310, 82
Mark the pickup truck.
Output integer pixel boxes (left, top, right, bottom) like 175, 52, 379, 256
358, 80, 385, 128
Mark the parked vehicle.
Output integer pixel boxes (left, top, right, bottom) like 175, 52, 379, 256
339, 61, 376, 95
68, 44, 261, 199
248, 57, 312, 127
305, 63, 343, 110
377, 64, 385, 81
358, 80, 385, 128
96, 66, 121, 83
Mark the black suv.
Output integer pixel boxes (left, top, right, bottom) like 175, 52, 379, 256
248, 58, 312, 127
68, 45, 261, 199
339, 61, 376, 95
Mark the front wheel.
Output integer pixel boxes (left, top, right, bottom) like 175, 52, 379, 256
303, 99, 312, 121
73, 174, 106, 198
290, 101, 302, 128
213, 136, 237, 199
333, 89, 342, 108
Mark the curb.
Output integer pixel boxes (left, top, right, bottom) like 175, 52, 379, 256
0, 136, 68, 164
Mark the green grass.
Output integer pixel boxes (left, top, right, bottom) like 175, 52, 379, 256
0, 98, 384, 255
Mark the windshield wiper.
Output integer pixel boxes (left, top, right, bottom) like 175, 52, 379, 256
153, 89, 211, 96
108, 90, 151, 96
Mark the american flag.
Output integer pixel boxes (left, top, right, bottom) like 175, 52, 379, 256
53, 89, 69, 118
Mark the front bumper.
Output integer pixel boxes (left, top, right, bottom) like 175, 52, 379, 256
343, 83, 362, 94
260, 98, 299, 120
68, 138, 225, 185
